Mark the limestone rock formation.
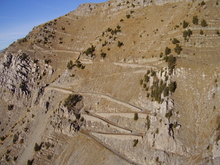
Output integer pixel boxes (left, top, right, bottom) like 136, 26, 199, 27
0, 0, 220, 164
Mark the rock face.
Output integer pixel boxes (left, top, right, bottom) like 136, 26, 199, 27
0, 0, 220, 164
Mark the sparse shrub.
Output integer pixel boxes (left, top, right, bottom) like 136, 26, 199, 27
34, 142, 43, 151
216, 30, 220, 36
201, 1, 205, 5
164, 55, 176, 73
144, 74, 150, 82
183, 29, 193, 40
8, 104, 14, 110
133, 139, 138, 147
165, 110, 172, 119
169, 81, 177, 92
33, 59, 38, 63
192, 16, 199, 25
200, 30, 204, 35
183, 20, 189, 28
165, 47, 171, 55
13, 133, 19, 144
27, 159, 34, 165
67, 60, 74, 69
100, 52, 107, 59
0, 136, 6, 141
156, 128, 159, 134
134, 113, 138, 120
201, 19, 208, 27
146, 116, 150, 130
151, 70, 156, 77
117, 41, 124, 47
47, 155, 52, 160
64, 94, 82, 110
172, 38, 180, 44
120, 19, 124, 22
126, 14, 131, 19
44, 59, 51, 64
163, 87, 169, 97
174, 44, 182, 54
84, 45, 96, 57
140, 79, 143, 85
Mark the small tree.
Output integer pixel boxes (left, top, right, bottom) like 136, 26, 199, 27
172, 38, 180, 44
169, 81, 177, 93
201, 1, 205, 5
67, 60, 74, 69
183, 20, 189, 28
8, 104, 14, 110
200, 30, 204, 35
126, 14, 131, 19
134, 113, 138, 120
201, 19, 208, 27
133, 139, 138, 147
192, 16, 199, 25
174, 44, 182, 54
117, 41, 124, 47
165, 47, 171, 55
100, 52, 106, 59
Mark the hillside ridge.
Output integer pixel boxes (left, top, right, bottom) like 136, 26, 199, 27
0, 0, 220, 164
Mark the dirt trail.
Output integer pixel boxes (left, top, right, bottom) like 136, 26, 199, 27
80, 132, 141, 165
46, 86, 149, 113
82, 130, 143, 137
85, 113, 133, 133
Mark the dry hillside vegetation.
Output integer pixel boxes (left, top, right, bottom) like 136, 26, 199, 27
0, 0, 220, 164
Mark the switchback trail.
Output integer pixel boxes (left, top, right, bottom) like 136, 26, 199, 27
80, 132, 141, 165
46, 85, 149, 113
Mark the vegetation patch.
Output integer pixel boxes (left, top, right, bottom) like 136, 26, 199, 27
133, 139, 138, 147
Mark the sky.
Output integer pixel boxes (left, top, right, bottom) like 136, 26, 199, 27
0, 0, 107, 50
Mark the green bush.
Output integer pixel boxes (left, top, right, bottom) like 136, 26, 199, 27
100, 52, 107, 59
163, 87, 169, 97
200, 30, 204, 35
165, 110, 172, 119
13, 134, 19, 144
67, 60, 74, 69
84, 45, 96, 57
164, 55, 176, 72
201, 19, 208, 27
183, 29, 193, 40
172, 38, 180, 44
201, 1, 205, 5
165, 47, 171, 55
64, 94, 82, 110
134, 113, 138, 120
34, 143, 43, 151
27, 159, 34, 165
133, 139, 138, 147
44, 59, 51, 64
183, 20, 189, 28
126, 14, 131, 19
146, 116, 150, 130
192, 16, 199, 25
174, 44, 182, 54
169, 81, 177, 92
117, 41, 124, 47
8, 104, 14, 110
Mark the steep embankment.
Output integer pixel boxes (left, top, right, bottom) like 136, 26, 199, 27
0, 0, 220, 164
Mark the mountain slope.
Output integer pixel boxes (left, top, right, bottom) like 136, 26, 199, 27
0, 0, 220, 164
